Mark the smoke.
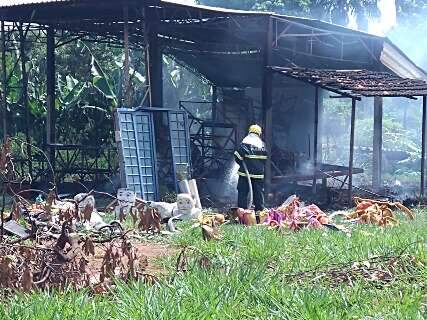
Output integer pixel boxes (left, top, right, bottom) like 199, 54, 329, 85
369, 0, 397, 36
222, 160, 239, 200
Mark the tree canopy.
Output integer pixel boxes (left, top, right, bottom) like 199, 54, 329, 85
196, 0, 380, 30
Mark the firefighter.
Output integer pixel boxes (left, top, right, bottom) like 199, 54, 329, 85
234, 124, 267, 216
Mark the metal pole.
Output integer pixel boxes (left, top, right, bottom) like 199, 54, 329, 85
46, 27, 56, 177
212, 85, 217, 121
372, 96, 383, 192
1, 21, 7, 141
348, 98, 356, 205
19, 24, 32, 178
123, 3, 131, 107
262, 17, 273, 196
312, 86, 319, 194
421, 96, 427, 196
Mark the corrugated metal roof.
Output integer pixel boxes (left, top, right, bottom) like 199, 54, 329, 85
0, 0, 425, 80
0, 0, 69, 7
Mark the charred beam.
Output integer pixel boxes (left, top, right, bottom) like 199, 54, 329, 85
46, 27, 56, 178
348, 98, 356, 205
372, 97, 382, 192
262, 17, 273, 196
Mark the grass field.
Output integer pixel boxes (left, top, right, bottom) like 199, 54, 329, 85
0, 210, 426, 320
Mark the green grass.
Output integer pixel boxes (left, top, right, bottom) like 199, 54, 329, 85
1, 210, 426, 319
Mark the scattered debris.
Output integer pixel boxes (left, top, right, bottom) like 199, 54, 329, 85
193, 213, 225, 241
283, 253, 423, 288
176, 246, 212, 272
346, 197, 415, 226
148, 193, 201, 220
0, 235, 151, 294
258, 195, 332, 231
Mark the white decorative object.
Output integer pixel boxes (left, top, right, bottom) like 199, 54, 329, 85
188, 179, 202, 209
89, 211, 108, 230
73, 193, 107, 230
74, 193, 96, 213
175, 193, 201, 220
149, 193, 201, 221
114, 188, 136, 217
148, 201, 177, 220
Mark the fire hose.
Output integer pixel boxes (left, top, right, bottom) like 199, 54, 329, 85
241, 160, 254, 209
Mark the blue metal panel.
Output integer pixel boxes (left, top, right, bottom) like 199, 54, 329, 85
117, 109, 158, 201
117, 107, 190, 200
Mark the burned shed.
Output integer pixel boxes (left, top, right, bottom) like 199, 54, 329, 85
0, 0, 427, 204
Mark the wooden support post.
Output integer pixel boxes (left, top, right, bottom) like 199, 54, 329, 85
19, 24, 32, 178
312, 86, 319, 194
144, 6, 163, 107
372, 96, 383, 192
348, 98, 356, 205
46, 27, 56, 176
123, 4, 131, 107
262, 17, 273, 196
421, 96, 427, 196
1, 21, 7, 141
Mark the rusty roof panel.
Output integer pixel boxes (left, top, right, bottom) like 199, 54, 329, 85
271, 67, 427, 98
0, 0, 69, 6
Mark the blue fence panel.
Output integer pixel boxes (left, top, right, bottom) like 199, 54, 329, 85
117, 109, 158, 201
117, 108, 190, 200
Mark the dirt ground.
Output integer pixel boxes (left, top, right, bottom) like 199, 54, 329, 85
86, 242, 176, 283
135, 243, 176, 273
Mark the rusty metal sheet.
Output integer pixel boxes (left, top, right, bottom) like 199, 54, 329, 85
3, 220, 32, 238
0, 0, 69, 7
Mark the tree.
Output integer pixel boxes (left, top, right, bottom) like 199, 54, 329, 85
198, 0, 382, 30
388, 0, 427, 69
395, 0, 427, 21
196, 0, 380, 30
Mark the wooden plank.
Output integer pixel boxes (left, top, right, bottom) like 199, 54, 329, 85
422, 96, 427, 196
262, 17, 273, 196
312, 86, 319, 194
272, 167, 364, 183
123, 4, 131, 107
348, 98, 356, 205
372, 96, 382, 192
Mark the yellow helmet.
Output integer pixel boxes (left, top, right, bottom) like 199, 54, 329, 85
248, 124, 262, 136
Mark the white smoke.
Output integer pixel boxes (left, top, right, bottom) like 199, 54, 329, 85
369, 0, 397, 36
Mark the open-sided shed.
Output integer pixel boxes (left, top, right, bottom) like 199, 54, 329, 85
1, 0, 427, 202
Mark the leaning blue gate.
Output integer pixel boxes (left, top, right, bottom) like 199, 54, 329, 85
115, 107, 190, 201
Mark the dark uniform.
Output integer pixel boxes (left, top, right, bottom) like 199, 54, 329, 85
234, 133, 267, 212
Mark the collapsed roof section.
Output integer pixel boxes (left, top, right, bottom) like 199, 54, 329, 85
0, 0, 425, 87
271, 67, 427, 100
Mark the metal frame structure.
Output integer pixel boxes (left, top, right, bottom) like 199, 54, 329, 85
0, 0, 426, 202
271, 67, 427, 203
179, 100, 238, 178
